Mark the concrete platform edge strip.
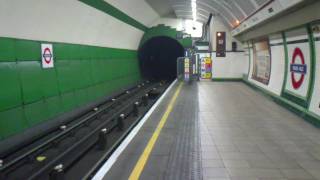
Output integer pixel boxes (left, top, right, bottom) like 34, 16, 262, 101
129, 82, 183, 180
92, 79, 178, 180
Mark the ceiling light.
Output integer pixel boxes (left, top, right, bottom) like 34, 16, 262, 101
191, 2, 196, 8
191, 0, 197, 22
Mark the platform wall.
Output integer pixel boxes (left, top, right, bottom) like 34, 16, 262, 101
247, 33, 286, 95
209, 17, 248, 79
211, 52, 248, 79
0, 0, 155, 139
246, 21, 320, 123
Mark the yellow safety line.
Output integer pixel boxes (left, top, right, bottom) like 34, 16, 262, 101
129, 82, 183, 180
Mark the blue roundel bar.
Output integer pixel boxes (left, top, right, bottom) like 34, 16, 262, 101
290, 64, 307, 74
43, 54, 52, 58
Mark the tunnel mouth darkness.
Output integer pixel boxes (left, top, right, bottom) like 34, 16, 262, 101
138, 36, 185, 81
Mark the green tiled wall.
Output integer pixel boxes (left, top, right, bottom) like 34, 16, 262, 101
0, 37, 141, 139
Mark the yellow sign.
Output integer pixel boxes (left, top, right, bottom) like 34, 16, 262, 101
201, 57, 212, 79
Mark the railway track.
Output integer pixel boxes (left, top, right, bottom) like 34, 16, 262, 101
0, 80, 169, 180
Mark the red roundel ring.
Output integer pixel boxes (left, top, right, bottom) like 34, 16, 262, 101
43, 48, 52, 64
291, 47, 305, 89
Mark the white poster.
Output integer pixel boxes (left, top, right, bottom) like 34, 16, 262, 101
41, 44, 54, 69
252, 39, 271, 85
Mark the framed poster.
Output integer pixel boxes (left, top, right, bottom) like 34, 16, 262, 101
216, 32, 226, 57
252, 39, 271, 85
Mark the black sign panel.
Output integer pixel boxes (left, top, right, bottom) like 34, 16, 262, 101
216, 32, 226, 57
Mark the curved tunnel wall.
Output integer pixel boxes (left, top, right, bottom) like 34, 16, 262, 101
138, 36, 185, 80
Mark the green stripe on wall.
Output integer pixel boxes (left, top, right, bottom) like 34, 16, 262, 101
79, 0, 148, 32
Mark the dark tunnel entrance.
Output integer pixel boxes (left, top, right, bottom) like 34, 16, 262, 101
138, 36, 185, 81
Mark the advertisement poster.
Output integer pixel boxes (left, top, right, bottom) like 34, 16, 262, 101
184, 58, 190, 81
200, 57, 212, 79
252, 39, 271, 85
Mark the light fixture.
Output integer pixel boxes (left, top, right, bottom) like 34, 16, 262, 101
191, 0, 197, 22
235, 20, 240, 25
217, 32, 221, 37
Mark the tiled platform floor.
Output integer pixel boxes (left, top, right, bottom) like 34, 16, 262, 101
199, 82, 320, 180
99, 81, 320, 180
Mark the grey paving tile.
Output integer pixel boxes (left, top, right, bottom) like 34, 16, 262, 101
286, 152, 315, 161
204, 178, 231, 180
297, 160, 320, 169
256, 178, 287, 180
236, 144, 262, 153
202, 159, 225, 168
202, 145, 219, 153
202, 139, 216, 146
227, 168, 284, 178
267, 156, 301, 169
230, 178, 257, 180
306, 169, 320, 179
311, 151, 320, 161
223, 159, 250, 168
202, 151, 222, 160
280, 169, 314, 179
203, 167, 230, 178
217, 145, 239, 152
220, 152, 247, 160
251, 169, 285, 178
247, 159, 278, 169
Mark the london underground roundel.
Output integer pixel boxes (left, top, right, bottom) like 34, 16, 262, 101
41, 44, 54, 68
43, 48, 52, 64
290, 47, 307, 89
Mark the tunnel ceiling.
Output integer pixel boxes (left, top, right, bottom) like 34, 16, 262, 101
146, 0, 271, 28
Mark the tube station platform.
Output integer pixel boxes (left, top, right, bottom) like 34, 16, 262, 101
92, 81, 320, 180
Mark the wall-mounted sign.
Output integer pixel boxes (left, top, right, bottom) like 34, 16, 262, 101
283, 27, 311, 101
290, 47, 307, 89
252, 39, 271, 85
216, 32, 226, 57
200, 57, 212, 79
41, 44, 54, 69
308, 23, 320, 115
184, 58, 190, 81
